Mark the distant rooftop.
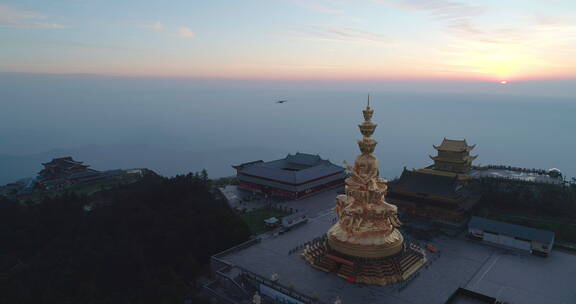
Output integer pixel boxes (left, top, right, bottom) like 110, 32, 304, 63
38, 156, 99, 185
234, 153, 344, 185
434, 138, 475, 152
42, 156, 87, 169
259, 153, 324, 171
390, 169, 463, 198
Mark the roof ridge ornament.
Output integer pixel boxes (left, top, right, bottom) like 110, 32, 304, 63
367, 93, 370, 108
359, 95, 377, 154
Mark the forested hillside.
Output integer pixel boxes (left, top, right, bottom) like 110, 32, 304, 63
0, 171, 250, 304
473, 178, 576, 244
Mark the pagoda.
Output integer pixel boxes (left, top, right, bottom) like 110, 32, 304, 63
37, 157, 102, 190
387, 138, 481, 223
302, 98, 426, 285
429, 138, 477, 174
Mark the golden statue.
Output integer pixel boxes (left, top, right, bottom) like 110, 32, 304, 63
328, 98, 403, 258
302, 97, 426, 285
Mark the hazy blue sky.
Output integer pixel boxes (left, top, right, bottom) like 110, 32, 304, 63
1, 1, 575, 183
1, 0, 576, 81
1, 73, 575, 185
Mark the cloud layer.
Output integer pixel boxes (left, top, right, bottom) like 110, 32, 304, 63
295, 26, 389, 43
0, 5, 65, 29
142, 21, 195, 39
143, 21, 164, 31
173, 27, 195, 39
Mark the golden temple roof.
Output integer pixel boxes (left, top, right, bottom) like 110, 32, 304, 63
433, 138, 476, 152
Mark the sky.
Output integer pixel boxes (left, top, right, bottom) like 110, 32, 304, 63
1, 0, 576, 82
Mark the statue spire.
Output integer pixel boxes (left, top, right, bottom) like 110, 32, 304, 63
367, 93, 370, 108
359, 96, 377, 154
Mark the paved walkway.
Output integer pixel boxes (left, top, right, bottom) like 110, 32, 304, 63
219, 185, 270, 211
219, 185, 576, 304
274, 189, 339, 219
221, 185, 340, 218
464, 245, 576, 304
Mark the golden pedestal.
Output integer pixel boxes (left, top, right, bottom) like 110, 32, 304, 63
327, 226, 404, 258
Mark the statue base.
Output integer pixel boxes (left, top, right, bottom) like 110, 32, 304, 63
327, 224, 404, 258
302, 236, 426, 286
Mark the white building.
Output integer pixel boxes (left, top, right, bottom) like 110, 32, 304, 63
468, 216, 555, 256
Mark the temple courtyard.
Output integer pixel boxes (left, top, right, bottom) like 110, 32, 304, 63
218, 197, 576, 304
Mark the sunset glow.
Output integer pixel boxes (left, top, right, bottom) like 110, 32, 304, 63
1, 1, 575, 81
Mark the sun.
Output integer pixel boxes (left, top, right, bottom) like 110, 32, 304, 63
447, 42, 548, 82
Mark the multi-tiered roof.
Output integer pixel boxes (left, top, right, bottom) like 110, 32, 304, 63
388, 138, 481, 223
38, 157, 102, 189
38, 157, 89, 181
430, 138, 477, 174
42, 157, 87, 170
433, 138, 475, 152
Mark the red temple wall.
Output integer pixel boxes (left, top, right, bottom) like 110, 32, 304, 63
295, 178, 344, 199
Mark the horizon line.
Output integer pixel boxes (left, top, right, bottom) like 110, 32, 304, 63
2, 71, 576, 83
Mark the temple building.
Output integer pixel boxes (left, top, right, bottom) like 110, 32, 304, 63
233, 153, 345, 200
38, 157, 103, 189
387, 138, 480, 223
387, 169, 481, 223
302, 100, 426, 285
420, 138, 477, 178
468, 216, 555, 256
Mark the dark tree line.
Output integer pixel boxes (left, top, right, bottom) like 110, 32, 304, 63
473, 178, 576, 243
473, 177, 576, 219
0, 171, 251, 304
